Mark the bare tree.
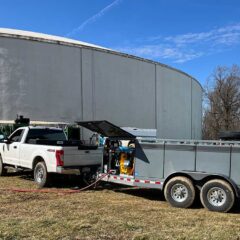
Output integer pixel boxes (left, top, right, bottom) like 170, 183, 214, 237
203, 65, 240, 139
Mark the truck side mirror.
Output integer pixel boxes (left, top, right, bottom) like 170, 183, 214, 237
3, 138, 10, 144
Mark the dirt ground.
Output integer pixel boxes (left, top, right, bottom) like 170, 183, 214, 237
0, 172, 240, 240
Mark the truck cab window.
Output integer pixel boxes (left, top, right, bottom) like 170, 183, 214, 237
25, 129, 67, 143
9, 129, 24, 142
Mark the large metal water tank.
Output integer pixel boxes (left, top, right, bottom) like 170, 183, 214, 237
0, 28, 202, 139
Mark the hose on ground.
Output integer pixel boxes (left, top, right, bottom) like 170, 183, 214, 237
0, 171, 111, 195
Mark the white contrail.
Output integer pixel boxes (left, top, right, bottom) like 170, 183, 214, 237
66, 0, 122, 37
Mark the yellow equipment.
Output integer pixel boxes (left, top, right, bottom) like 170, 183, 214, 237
119, 152, 134, 175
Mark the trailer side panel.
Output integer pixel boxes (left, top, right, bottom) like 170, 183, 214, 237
164, 144, 196, 178
135, 143, 164, 179
196, 145, 231, 176
230, 146, 240, 186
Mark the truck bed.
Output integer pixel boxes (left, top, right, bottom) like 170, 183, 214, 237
63, 147, 103, 167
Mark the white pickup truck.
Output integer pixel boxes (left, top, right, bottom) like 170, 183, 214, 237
0, 126, 102, 187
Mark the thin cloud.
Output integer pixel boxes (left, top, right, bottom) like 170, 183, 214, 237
166, 23, 240, 46
66, 0, 122, 37
113, 23, 240, 63
117, 45, 204, 63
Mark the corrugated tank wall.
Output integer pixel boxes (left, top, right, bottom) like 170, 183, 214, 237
0, 33, 202, 139
0, 37, 82, 122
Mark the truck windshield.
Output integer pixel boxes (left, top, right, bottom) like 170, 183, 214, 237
26, 129, 67, 142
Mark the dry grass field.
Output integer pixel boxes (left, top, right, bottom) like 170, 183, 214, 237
0, 172, 240, 240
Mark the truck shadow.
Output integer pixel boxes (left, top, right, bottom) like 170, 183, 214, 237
4, 171, 87, 189
4, 170, 32, 177
21, 173, 86, 189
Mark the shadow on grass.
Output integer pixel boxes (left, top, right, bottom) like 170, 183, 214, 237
112, 185, 165, 201
110, 184, 203, 209
232, 198, 240, 213
4, 171, 240, 213
99, 183, 240, 213
23, 174, 85, 189
4, 170, 85, 189
4, 170, 32, 177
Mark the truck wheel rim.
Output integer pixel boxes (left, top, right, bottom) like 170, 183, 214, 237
207, 187, 226, 207
36, 167, 44, 183
171, 184, 188, 202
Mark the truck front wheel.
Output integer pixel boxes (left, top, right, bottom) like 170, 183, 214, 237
34, 162, 50, 188
164, 176, 196, 208
0, 155, 7, 176
200, 179, 235, 212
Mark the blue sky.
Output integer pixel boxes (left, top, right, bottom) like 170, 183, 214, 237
1, 0, 240, 85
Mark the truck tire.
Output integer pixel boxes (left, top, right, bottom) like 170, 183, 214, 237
200, 179, 235, 212
164, 176, 196, 208
34, 162, 50, 188
0, 155, 7, 176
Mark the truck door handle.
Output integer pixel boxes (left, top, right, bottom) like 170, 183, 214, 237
85, 150, 90, 153
13, 146, 17, 149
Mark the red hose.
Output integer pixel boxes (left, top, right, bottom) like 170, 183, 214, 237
0, 171, 110, 195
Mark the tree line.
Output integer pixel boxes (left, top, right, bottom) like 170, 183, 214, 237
203, 65, 240, 139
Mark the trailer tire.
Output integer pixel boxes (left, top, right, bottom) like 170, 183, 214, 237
164, 176, 195, 208
34, 161, 50, 188
0, 155, 7, 176
200, 179, 235, 212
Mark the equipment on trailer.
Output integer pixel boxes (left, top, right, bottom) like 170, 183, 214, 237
77, 120, 240, 213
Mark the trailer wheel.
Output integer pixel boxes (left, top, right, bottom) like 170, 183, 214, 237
164, 176, 195, 208
34, 162, 50, 188
0, 155, 7, 176
200, 179, 235, 212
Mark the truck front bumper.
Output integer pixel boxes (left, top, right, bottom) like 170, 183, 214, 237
56, 167, 80, 175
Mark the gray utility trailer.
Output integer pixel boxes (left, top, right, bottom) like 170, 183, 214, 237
77, 121, 240, 213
